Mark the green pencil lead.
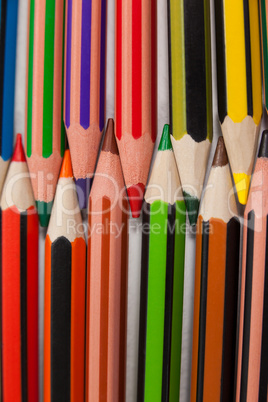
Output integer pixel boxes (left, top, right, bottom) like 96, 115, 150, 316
36, 200, 53, 227
183, 191, 199, 226
158, 124, 172, 151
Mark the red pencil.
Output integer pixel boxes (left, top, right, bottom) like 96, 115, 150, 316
0, 134, 39, 402
115, 0, 157, 217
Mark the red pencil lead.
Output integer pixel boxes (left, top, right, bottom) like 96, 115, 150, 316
12, 134, 26, 162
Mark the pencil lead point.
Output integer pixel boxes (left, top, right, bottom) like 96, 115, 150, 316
36, 200, 53, 227
102, 119, 118, 155
212, 136, 228, 167
158, 124, 172, 151
258, 130, 268, 158
12, 134, 26, 162
127, 183, 144, 218
183, 191, 199, 226
233, 173, 250, 205
59, 150, 73, 179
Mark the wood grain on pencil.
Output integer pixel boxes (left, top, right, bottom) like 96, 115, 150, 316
236, 131, 268, 402
44, 150, 86, 402
0, 134, 39, 402
25, 0, 65, 226
215, 0, 262, 205
64, 0, 107, 209
115, 0, 157, 218
191, 137, 240, 402
86, 119, 129, 401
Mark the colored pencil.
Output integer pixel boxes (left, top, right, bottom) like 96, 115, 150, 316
236, 130, 268, 402
168, 0, 212, 226
115, 0, 157, 218
25, 0, 66, 227
86, 119, 129, 401
191, 137, 240, 401
0, 134, 39, 402
260, 0, 268, 114
0, 0, 19, 193
64, 0, 107, 209
214, 0, 262, 205
137, 124, 186, 401
44, 149, 86, 402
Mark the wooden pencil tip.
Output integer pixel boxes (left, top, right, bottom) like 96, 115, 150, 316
12, 134, 26, 162
102, 119, 118, 155
158, 124, 172, 151
59, 150, 73, 179
212, 136, 228, 167
258, 130, 268, 158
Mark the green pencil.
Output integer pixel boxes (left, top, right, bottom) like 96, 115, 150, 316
137, 124, 186, 401
25, 0, 65, 226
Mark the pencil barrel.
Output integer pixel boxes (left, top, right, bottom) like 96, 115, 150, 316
191, 217, 240, 402
0, 0, 19, 191
86, 197, 129, 402
25, 0, 65, 223
44, 235, 86, 402
137, 200, 186, 402
236, 213, 268, 401
0, 206, 39, 402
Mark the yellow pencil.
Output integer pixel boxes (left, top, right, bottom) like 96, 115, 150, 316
214, 0, 262, 205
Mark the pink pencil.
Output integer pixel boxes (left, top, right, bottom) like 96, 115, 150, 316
115, 0, 157, 218
236, 131, 268, 401
64, 0, 107, 209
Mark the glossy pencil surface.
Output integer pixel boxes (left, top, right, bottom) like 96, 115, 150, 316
137, 125, 186, 401
236, 131, 268, 402
0, 0, 19, 193
191, 137, 240, 402
44, 150, 86, 402
215, 0, 262, 205
115, 0, 157, 218
26, 0, 65, 226
86, 119, 128, 402
0, 134, 39, 402
64, 0, 107, 209
168, 0, 212, 225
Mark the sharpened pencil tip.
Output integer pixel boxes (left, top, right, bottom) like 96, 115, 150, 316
183, 191, 199, 226
12, 134, 26, 162
36, 200, 53, 227
158, 124, 172, 151
258, 130, 268, 158
127, 183, 145, 218
212, 136, 228, 167
59, 150, 73, 179
75, 177, 92, 209
102, 119, 119, 155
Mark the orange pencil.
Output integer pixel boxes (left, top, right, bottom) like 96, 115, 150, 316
86, 119, 129, 401
191, 137, 240, 401
115, 0, 157, 217
44, 150, 86, 402
0, 134, 39, 402
236, 130, 268, 401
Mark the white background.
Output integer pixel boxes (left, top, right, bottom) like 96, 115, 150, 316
13, 0, 266, 401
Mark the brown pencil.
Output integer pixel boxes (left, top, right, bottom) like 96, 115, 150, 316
86, 119, 129, 401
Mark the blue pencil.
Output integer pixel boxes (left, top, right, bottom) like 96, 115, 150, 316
0, 0, 19, 193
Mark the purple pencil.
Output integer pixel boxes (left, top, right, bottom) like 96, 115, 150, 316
64, 0, 107, 208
